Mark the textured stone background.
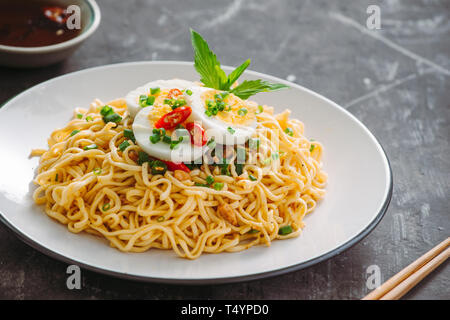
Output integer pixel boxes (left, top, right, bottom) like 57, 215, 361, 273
0, 0, 448, 299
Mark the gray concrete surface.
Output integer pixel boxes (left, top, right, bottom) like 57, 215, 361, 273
0, 0, 448, 299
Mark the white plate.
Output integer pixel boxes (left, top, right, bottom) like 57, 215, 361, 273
0, 62, 392, 284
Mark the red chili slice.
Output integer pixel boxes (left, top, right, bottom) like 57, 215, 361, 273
167, 88, 182, 99
185, 122, 207, 146
161, 160, 190, 173
154, 106, 192, 130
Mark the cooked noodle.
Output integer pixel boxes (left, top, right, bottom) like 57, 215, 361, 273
32, 98, 327, 259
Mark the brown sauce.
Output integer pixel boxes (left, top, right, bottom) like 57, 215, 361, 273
0, 0, 82, 47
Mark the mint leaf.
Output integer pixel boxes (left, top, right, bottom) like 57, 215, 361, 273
190, 29, 289, 99
231, 80, 289, 100
225, 59, 250, 90
190, 29, 227, 89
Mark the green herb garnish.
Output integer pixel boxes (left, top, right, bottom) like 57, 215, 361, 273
170, 136, 184, 150
93, 168, 102, 175
100, 105, 122, 124
70, 129, 80, 136
102, 203, 110, 211
227, 127, 235, 134
156, 216, 165, 222
238, 108, 248, 116
76, 113, 83, 119
248, 138, 260, 150
83, 144, 98, 150
310, 144, 315, 152
256, 105, 264, 114
284, 127, 294, 136
151, 160, 167, 175
123, 129, 136, 143
190, 29, 288, 98
278, 225, 293, 235
206, 175, 215, 185
150, 87, 160, 95
213, 182, 224, 191
249, 174, 257, 181
150, 134, 161, 144
119, 141, 130, 152
137, 151, 150, 165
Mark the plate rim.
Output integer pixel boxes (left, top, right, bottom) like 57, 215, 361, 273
0, 60, 393, 285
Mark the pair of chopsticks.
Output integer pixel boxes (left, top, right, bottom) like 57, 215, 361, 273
363, 237, 450, 300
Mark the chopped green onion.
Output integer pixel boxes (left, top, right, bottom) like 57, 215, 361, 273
278, 225, 293, 235
156, 216, 165, 222
138, 151, 150, 165
249, 174, 257, 181
83, 144, 98, 150
213, 182, 224, 190
123, 129, 136, 143
139, 95, 148, 107
310, 144, 315, 152
256, 105, 264, 114
206, 175, 215, 185
55, 173, 58, 182
238, 108, 248, 116
70, 129, 80, 136
153, 128, 166, 136
119, 141, 130, 152
93, 168, 102, 175
185, 89, 192, 96
86, 116, 93, 122
146, 95, 156, 106
102, 203, 110, 211
100, 105, 113, 117
206, 138, 216, 149
103, 113, 122, 124
150, 87, 160, 95
150, 134, 161, 144
235, 163, 243, 176
194, 182, 209, 187
220, 91, 229, 99
162, 135, 172, 144
76, 113, 83, 119
170, 136, 184, 150
220, 163, 230, 176
248, 138, 260, 150
284, 127, 294, 136
151, 160, 167, 175
227, 127, 235, 134
248, 229, 259, 234
171, 98, 186, 109
216, 101, 225, 111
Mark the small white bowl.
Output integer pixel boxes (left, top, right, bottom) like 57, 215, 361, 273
0, 0, 101, 68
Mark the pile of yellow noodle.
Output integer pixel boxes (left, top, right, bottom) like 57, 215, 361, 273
31, 98, 327, 259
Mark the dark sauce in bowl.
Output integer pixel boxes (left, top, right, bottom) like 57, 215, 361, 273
0, 0, 82, 47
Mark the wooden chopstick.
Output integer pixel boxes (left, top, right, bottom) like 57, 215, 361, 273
363, 237, 450, 300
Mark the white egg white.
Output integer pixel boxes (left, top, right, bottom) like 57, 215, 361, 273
126, 79, 197, 119
184, 86, 256, 145
132, 106, 205, 162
